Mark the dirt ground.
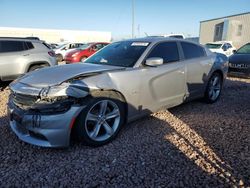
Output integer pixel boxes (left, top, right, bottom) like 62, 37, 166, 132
0, 77, 249, 187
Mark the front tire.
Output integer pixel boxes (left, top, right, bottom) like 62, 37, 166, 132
204, 72, 223, 103
74, 92, 125, 146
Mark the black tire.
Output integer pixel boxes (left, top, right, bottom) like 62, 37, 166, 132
73, 91, 126, 146
28, 64, 47, 72
80, 56, 87, 62
57, 54, 63, 62
204, 72, 223, 103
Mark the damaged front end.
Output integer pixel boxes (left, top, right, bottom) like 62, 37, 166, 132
10, 81, 89, 114
8, 81, 91, 147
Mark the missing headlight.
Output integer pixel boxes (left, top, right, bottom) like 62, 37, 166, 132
30, 98, 75, 114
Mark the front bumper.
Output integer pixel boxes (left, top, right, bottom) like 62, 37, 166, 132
228, 67, 250, 78
65, 56, 80, 64
8, 103, 84, 147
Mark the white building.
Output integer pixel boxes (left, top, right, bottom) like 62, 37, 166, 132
0, 27, 112, 43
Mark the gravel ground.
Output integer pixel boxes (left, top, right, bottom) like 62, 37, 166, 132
0, 77, 249, 187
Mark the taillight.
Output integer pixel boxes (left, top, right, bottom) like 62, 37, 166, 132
48, 51, 56, 57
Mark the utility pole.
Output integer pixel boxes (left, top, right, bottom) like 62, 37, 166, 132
137, 24, 140, 38
132, 0, 135, 38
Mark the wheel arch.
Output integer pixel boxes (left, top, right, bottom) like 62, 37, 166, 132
89, 89, 128, 122
26, 61, 50, 72
70, 89, 128, 145
210, 69, 224, 83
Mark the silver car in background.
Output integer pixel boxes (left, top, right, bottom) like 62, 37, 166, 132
0, 37, 57, 81
8, 37, 228, 147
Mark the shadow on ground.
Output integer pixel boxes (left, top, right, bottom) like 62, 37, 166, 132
168, 78, 250, 187
0, 81, 11, 91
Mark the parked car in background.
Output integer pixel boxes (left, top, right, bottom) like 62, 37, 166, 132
65, 42, 109, 63
0, 37, 57, 81
8, 37, 228, 147
205, 41, 236, 56
54, 42, 84, 62
49, 43, 59, 49
228, 43, 250, 78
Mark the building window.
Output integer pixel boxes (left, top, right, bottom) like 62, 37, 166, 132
215, 26, 221, 37
237, 24, 243, 36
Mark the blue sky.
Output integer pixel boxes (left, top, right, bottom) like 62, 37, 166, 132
0, 0, 249, 39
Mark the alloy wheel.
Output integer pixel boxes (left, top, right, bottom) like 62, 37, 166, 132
208, 75, 221, 101
85, 100, 121, 142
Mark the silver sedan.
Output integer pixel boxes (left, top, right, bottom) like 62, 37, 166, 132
8, 37, 228, 147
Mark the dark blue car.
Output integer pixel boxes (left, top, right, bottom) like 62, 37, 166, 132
228, 43, 250, 78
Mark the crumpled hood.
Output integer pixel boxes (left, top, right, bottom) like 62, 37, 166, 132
17, 63, 124, 87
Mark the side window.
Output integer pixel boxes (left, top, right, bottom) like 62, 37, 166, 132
227, 43, 232, 48
26, 42, 34, 49
147, 42, 179, 63
95, 44, 104, 51
222, 44, 227, 51
181, 42, 205, 60
0, 41, 27, 53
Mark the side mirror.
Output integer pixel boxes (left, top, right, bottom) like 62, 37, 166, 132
233, 50, 237, 54
145, 57, 164, 67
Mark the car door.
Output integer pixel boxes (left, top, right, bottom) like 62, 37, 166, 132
0, 40, 29, 79
139, 41, 186, 111
180, 42, 211, 99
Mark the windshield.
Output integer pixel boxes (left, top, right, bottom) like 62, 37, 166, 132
236, 43, 250, 54
84, 41, 150, 67
205, 43, 222, 49
78, 43, 92, 50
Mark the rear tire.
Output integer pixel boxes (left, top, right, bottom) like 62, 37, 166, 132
57, 54, 63, 62
28, 64, 47, 72
204, 72, 223, 103
74, 92, 126, 146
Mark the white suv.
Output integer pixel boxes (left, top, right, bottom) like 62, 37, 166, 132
205, 41, 236, 56
0, 37, 57, 81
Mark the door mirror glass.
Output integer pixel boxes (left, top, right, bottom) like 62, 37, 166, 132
145, 57, 164, 67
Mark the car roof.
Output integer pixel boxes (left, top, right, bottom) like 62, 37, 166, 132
119, 37, 197, 45
0, 37, 42, 43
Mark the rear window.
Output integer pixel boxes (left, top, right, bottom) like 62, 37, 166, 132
42, 42, 51, 49
0, 41, 27, 53
181, 42, 206, 59
26, 42, 34, 50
